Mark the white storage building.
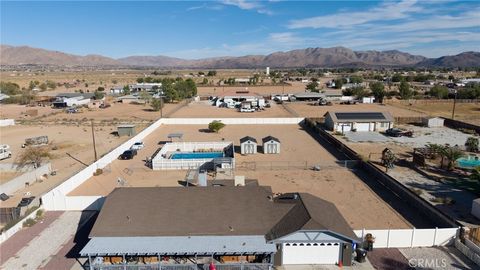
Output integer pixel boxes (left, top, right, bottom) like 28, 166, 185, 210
262, 136, 280, 154
240, 136, 257, 155
324, 111, 394, 133
422, 117, 444, 127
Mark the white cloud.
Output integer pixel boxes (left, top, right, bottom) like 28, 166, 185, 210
288, 0, 422, 29
220, 0, 273, 15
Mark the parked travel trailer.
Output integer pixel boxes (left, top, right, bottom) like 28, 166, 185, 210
0, 144, 12, 160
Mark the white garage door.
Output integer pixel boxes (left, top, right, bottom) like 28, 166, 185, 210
355, 123, 371, 132
282, 242, 341, 265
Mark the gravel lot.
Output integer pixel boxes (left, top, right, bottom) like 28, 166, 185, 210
345, 132, 391, 143
391, 126, 474, 148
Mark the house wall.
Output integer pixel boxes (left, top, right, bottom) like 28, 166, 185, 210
241, 142, 257, 155
263, 141, 280, 154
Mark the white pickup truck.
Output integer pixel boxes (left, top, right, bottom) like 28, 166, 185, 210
0, 144, 12, 160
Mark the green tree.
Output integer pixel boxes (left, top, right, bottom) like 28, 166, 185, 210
333, 79, 343, 89
46, 80, 56, 89
207, 70, 217, 76
136, 78, 144, 83
306, 81, 319, 92
139, 91, 152, 105
150, 98, 163, 111
399, 81, 413, 99
112, 79, 118, 84
0, 81, 20, 95
465, 137, 479, 152
97, 86, 105, 92
369, 82, 385, 103
94, 90, 104, 100
38, 83, 47, 91
349, 75, 363, 84
429, 85, 449, 99
391, 74, 404, 82
208, 120, 226, 133
123, 85, 131, 95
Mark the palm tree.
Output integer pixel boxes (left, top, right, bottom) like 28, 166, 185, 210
440, 146, 464, 170
425, 143, 445, 159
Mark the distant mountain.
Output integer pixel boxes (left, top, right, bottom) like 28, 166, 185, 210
0, 45, 118, 66
1, 44, 478, 68
415, 52, 480, 68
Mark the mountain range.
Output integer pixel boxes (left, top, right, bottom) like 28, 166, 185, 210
1, 45, 479, 68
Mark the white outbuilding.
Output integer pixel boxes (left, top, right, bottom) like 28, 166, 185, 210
422, 117, 444, 128
240, 136, 257, 155
262, 136, 281, 154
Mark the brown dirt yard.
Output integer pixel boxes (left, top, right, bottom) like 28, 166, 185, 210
386, 100, 480, 125
69, 124, 411, 230
0, 123, 146, 207
0, 102, 180, 122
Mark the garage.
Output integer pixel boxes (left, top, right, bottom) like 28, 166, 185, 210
282, 242, 341, 265
354, 123, 371, 132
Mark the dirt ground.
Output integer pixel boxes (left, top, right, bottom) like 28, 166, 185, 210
196, 81, 313, 96
69, 124, 411, 229
386, 100, 480, 125
0, 123, 144, 207
285, 102, 426, 118
0, 101, 180, 122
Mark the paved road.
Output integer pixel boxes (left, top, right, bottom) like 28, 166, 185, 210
0, 211, 63, 265
2, 211, 82, 270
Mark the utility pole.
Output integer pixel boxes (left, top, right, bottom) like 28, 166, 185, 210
91, 121, 98, 162
451, 89, 457, 119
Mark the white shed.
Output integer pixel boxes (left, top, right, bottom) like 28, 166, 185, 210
262, 136, 280, 154
240, 136, 257, 155
422, 117, 444, 127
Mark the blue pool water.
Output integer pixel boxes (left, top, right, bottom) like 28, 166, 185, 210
457, 156, 480, 168
171, 152, 224, 159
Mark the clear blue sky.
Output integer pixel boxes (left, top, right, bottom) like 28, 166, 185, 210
1, 1, 479, 59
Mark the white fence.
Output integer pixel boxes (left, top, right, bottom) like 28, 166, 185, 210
0, 163, 51, 195
0, 207, 43, 244
63, 196, 105, 211
354, 228, 459, 248
162, 118, 304, 125
42, 117, 303, 211
0, 119, 15, 127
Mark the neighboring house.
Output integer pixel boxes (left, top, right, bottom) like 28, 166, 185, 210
290, 92, 325, 101
116, 94, 144, 104
110, 86, 124, 95
234, 78, 250, 84
324, 111, 394, 132
129, 83, 162, 92
262, 136, 280, 154
240, 136, 257, 155
80, 186, 359, 269
341, 83, 366, 90
52, 93, 95, 108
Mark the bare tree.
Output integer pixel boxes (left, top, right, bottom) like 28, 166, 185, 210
16, 146, 52, 168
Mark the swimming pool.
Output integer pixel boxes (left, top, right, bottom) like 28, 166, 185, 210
171, 152, 224, 159
456, 156, 480, 168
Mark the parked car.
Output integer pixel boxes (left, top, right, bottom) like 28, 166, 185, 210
131, 142, 145, 150
119, 149, 137, 160
385, 128, 413, 137
340, 100, 357, 105
66, 107, 78, 113
0, 145, 12, 160
18, 197, 35, 207
240, 107, 255, 113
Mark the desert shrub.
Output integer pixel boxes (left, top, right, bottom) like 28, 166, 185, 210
23, 218, 36, 227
